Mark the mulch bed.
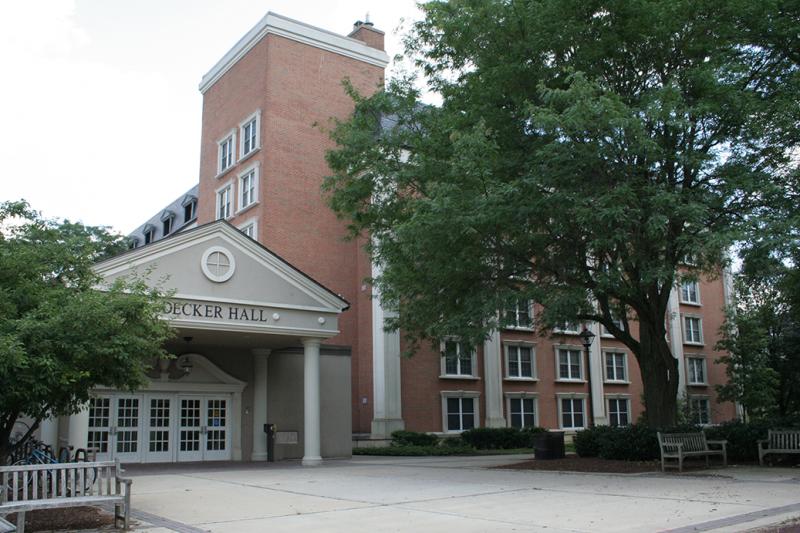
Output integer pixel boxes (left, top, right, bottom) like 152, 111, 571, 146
498, 456, 660, 473
6, 506, 115, 532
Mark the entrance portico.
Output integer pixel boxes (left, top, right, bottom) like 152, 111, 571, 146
73, 221, 351, 465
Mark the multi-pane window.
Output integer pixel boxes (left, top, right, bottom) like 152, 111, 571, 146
240, 222, 256, 239
505, 299, 533, 329
689, 397, 710, 425
558, 348, 582, 380
162, 217, 173, 236
506, 345, 534, 378
442, 341, 474, 376
143, 228, 154, 245
183, 200, 197, 223
240, 169, 257, 209
601, 317, 625, 336
445, 397, 475, 432
560, 397, 585, 429
509, 398, 536, 428
681, 280, 700, 304
608, 398, 630, 427
556, 321, 581, 334
241, 116, 258, 156
217, 186, 232, 220
684, 316, 703, 344
605, 351, 626, 382
687, 357, 706, 384
219, 134, 234, 173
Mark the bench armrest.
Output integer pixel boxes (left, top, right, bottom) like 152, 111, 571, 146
661, 442, 683, 451
706, 439, 727, 450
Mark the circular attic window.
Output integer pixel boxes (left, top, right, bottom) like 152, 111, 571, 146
201, 246, 236, 283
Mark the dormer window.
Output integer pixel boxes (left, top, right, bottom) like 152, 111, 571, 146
143, 225, 155, 244
129, 237, 140, 250
160, 211, 175, 236
182, 195, 197, 223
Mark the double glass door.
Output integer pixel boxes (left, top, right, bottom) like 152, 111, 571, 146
87, 393, 231, 463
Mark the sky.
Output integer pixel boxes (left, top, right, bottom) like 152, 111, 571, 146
0, 0, 423, 234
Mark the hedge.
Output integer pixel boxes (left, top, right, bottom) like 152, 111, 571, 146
391, 430, 439, 447
353, 445, 474, 456
460, 427, 546, 450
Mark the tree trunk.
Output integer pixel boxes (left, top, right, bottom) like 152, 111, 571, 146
636, 319, 680, 428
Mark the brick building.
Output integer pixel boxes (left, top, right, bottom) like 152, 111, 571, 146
80, 11, 735, 463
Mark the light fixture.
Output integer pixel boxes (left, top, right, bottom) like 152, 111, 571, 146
179, 356, 193, 376
579, 326, 596, 428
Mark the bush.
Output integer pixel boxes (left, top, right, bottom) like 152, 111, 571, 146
704, 418, 800, 462
353, 445, 473, 456
390, 430, 439, 447
575, 424, 661, 461
574, 425, 615, 458
460, 427, 544, 450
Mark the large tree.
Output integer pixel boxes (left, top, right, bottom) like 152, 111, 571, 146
0, 201, 174, 463
324, 0, 800, 427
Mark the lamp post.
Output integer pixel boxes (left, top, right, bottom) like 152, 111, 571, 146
579, 327, 596, 428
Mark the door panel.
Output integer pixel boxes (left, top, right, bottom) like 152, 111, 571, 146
177, 397, 203, 462
87, 396, 112, 461
203, 398, 230, 461
114, 396, 142, 462
145, 396, 173, 462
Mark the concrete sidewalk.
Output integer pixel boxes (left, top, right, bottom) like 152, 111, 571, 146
117, 456, 800, 532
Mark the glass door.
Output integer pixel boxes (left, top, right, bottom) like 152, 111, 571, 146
87, 396, 112, 461
144, 396, 173, 462
113, 395, 142, 462
177, 397, 203, 462
203, 398, 230, 461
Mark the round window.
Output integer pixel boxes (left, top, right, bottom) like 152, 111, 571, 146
201, 246, 236, 282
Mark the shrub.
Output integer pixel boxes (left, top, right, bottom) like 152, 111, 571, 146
441, 435, 467, 448
353, 445, 473, 456
391, 430, 439, 447
460, 427, 543, 449
574, 425, 615, 458
704, 418, 800, 462
575, 424, 661, 461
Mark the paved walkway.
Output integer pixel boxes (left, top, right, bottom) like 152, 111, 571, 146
117, 456, 800, 532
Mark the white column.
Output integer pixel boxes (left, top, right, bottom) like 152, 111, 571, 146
483, 330, 506, 427
302, 338, 322, 466
589, 321, 607, 425
251, 348, 271, 461
39, 416, 59, 450
67, 405, 89, 450
668, 288, 687, 398
370, 261, 404, 438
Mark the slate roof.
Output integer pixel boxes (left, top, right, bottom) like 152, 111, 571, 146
128, 184, 199, 246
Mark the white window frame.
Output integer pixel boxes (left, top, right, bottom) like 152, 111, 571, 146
215, 181, 233, 220
239, 110, 261, 160
237, 217, 258, 240
689, 396, 711, 426
686, 356, 707, 385
504, 299, 534, 330
603, 349, 629, 383
680, 279, 701, 305
556, 393, 587, 430
600, 317, 625, 338
441, 391, 481, 433
682, 315, 704, 345
439, 340, 479, 379
217, 130, 236, 176
554, 344, 584, 382
505, 393, 538, 429
237, 163, 259, 213
143, 226, 155, 245
504, 342, 537, 380
606, 395, 631, 427
554, 321, 582, 335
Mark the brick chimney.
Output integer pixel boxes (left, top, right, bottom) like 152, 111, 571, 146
348, 15, 384, 51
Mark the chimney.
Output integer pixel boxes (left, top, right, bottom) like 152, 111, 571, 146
348, 13, 384, 51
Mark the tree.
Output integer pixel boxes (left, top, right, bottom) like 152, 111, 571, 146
324, 0, 800, 426
0, 201, 173, 463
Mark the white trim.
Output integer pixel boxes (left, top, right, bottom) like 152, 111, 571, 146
688, 395, 712, 426
237, 216, 258, 240
605, 395, 632, 427
602, 348, 629, 384
199, 12, 389, 94
440, 391, 481, 433
680, 279, 702, 306
682, 314, 704, 345
217, 129, 237, 176
503, 341, 537, 379
94, 221, 349, 312
237, 162, 260, 213
215, 180, 234, 220
503, 299, 534, 331
686, 355, 708, 386
239, 110, 261, 159
439, 339, 478, 378
556, 393, 588, 430
554, 344, 584, 382
200, 246, 237, 283
504, 393, 539, 428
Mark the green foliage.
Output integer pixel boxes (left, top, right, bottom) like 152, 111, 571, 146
460, 427, 546, 450
576, 424, 698, 461
391, 430, 440, 447
324, 0, 800, 428
352, 445, 474, 456
0, 201, 174, 462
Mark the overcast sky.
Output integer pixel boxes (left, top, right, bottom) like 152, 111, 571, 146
0, 0, 422, 234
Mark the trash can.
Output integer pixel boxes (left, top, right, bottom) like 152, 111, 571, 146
533, 431, 565, 460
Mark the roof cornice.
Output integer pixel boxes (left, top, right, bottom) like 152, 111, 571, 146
199, 12, 389, 94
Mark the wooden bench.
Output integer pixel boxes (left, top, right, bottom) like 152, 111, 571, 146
657, 432, 727, 472
0, 459, 131, 533
758, 429, 800, 466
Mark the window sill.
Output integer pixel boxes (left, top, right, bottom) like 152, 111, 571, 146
215, 166, 236, 180
554, 331, 581, 335
680, 300, 702, 307
604, 380, 630, 385
238, 147, 260, 165
555, 379, 587, 384
439, 375, 480, 380
503, 326, 535, 332
684, 341, 705, 347
504, 377, 538, 382
236, 201, 259, 217
688, 382, 708, 387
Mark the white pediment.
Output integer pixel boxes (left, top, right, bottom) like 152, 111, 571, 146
94, 222, 349, 336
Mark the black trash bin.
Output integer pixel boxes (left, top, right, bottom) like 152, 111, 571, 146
533, 431, 565, 460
